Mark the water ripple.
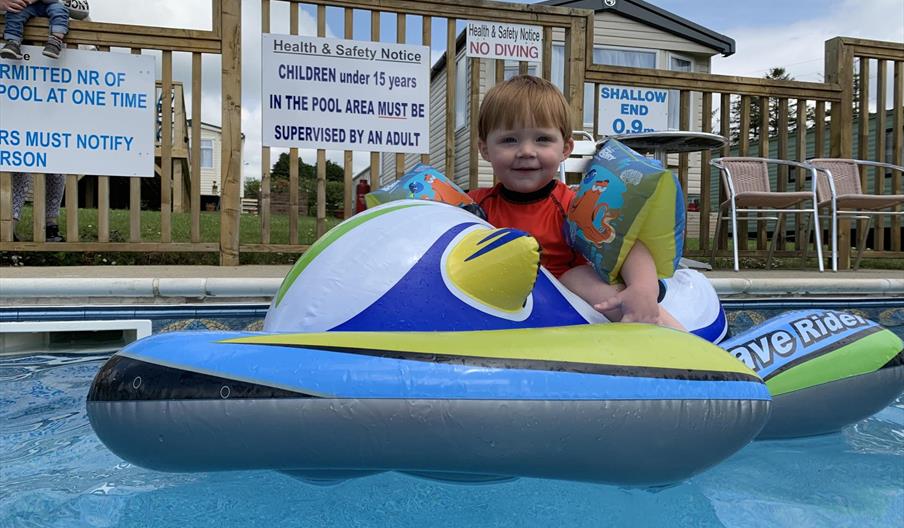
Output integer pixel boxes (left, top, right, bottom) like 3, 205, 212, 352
1, 353, 902, 528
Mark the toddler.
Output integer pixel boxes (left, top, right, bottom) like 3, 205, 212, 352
1, 0, 68, 60
469, 75, 683, 329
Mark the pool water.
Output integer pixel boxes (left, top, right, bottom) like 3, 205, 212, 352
1, 352, 902, 528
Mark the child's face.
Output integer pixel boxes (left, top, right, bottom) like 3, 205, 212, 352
479, 126, 574, 193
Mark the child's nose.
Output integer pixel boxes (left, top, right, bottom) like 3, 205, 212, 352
516, 142, 536, 157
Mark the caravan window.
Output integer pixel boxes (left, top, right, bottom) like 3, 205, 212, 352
200, 139, 213, 169
553, 45, 657, 128
669, 55, 693, 129
455, 57, 468, 130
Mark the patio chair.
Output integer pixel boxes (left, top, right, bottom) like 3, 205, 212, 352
558, 130, 597, 183
808, 158, 904, 271
710, 157, 824, 272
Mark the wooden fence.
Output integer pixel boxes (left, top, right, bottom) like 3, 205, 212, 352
253, 0, 590, 255
0, 0, 240, 260
0, 1, 901, 270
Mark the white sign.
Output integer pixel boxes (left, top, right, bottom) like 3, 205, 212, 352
261, 34, 430, 153
598, 85, 669, 135
0, 46, 156, 176
465, 21, 542, 62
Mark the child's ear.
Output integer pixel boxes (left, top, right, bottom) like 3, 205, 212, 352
562, 137, 575, 160
478, 139, 490, 161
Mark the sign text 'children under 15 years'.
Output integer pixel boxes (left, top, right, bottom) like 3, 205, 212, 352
0, 47, 155, 177
262, 35, 430, 153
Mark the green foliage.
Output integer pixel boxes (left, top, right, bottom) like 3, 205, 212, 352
728, 67, 816, 142
270, 152, 345, 183
267, 152, 346, 213
1, 205, 342, 266
244, 178, 261, 199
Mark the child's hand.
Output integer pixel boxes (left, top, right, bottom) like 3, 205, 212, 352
0, 0, 30, 13
593, 284, 660, 325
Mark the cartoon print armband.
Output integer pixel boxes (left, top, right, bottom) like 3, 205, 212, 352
564, 139, 685, 284
365, 163, 477, 210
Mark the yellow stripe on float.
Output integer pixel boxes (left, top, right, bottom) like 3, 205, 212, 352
224, 325, 754, 376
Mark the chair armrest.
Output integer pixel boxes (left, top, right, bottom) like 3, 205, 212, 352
712, 156, 813, 170
851, 160, 904, 172
572, 130, 595, 143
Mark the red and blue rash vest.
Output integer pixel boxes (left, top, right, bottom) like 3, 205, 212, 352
469, 180, 587, 278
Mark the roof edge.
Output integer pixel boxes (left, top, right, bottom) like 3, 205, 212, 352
541, 0, 735, 56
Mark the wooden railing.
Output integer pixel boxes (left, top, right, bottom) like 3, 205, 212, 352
1, 1, 901, 270
0, 0, 241, 262
251, 0, 591, 254
584, 37, 903, 268
825, 38, 904, 267
585, 63, 845, 261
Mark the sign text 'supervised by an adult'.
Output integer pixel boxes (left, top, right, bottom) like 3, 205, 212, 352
597, 85, 669, 135
262, 34, 430, 153
0, 47, 156, 176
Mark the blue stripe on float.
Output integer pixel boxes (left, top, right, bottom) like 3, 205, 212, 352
121, 331, 770, 401
466, 229, 530, 261
692, 305, 728, 344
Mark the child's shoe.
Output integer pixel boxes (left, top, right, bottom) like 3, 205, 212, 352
43, 35, 64, 59
0, 40, 23, 60
45, 224, 64, 242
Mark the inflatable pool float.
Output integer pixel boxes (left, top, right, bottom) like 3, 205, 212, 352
86, 324, 770, 486
86, 199, 903, 486
88, 199, 757, 486
87, 148, 903, 485
722, 309, 904, 438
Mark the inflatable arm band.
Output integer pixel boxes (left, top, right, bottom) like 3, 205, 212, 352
365, 163, 475, 209
565, 139, 685, 284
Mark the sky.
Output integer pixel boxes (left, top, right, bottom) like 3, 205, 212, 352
85, 0, 904, 182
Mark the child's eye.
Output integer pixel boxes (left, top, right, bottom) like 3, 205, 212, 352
500, 137, 517, 144
537, 136, 552, 143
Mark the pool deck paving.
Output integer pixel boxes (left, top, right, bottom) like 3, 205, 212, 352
0, 265, 902, 306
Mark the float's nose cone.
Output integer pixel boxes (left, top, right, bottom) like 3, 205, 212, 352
445, 228, 539, 312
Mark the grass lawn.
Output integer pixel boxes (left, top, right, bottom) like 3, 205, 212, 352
5, 205, 901, 269
12, 206, 341, 245
5, 206, 343, 265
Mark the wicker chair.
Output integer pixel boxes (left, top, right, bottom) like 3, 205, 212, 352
710, 157, 824, 272
808, 158, 904, 271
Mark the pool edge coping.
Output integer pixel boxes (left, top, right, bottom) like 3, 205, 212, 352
1, 276, 903, 303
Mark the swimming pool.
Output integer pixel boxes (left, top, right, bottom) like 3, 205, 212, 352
1, 302, 902, 527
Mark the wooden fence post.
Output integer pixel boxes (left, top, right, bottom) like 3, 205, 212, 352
219, 0, 242, 265
563, 16, 588, 131
0, 173, 11, 241
825, 37, 854, 269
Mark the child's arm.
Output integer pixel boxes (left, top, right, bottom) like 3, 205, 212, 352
595, 241, 660, 324
558, 264, 623, 321
590, 242, 686, 330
